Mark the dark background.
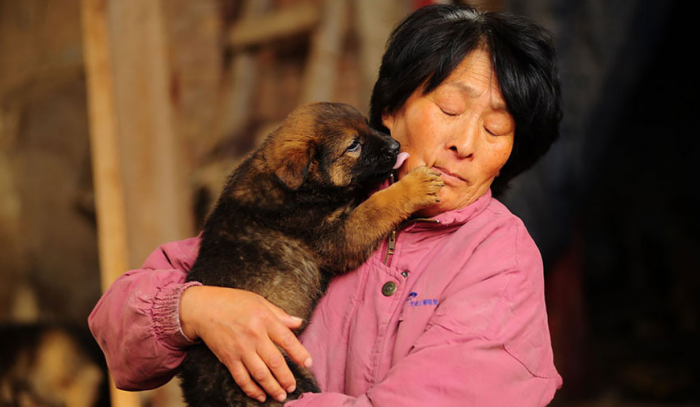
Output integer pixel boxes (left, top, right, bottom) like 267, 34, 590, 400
503, 0, 700, 403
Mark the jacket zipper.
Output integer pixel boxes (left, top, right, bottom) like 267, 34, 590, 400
383, 230, 397, 264
383, 218, 440, 266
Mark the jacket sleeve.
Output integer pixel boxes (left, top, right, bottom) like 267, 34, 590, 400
88, 236, 202, 390
286, 228, 561, 407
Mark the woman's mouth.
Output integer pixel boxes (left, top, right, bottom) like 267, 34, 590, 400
433, 166, 466, 185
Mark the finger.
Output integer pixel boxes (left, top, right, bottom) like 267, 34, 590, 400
257, 339, 297, 394
265, 302, 304, 329
268, 321, 313, 369
243, 353, 288, 403
229, 360, 267, 403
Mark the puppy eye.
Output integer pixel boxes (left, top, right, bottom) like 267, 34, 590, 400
346, 139, 362, 153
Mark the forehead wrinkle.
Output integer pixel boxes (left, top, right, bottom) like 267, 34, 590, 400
443, 80, 508, 112
443, 50, 509, 113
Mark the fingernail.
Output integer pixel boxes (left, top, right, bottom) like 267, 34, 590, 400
276, 393, 287, 402
257, 396, 266, 403
287, 384, 296, 393
304, 357, 313, 368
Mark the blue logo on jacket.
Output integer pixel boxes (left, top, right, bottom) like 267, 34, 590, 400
406, 292, 439, 307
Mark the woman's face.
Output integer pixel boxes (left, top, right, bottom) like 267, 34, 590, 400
383, 48, 515, 217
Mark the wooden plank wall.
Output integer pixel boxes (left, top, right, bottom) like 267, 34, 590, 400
81, 0, 195, 406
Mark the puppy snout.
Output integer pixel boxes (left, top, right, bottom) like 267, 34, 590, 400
383, 139, 400, 160
388, 140, 400, 155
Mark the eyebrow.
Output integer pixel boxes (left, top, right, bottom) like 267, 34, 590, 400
443, 81, 509, 112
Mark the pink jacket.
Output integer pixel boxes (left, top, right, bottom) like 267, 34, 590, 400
89, 190, 562, 406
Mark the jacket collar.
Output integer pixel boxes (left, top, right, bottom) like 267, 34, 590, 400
403, 189, 492, 231
371, 177, 493, 232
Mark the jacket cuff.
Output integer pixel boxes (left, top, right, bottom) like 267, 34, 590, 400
152, 281, 203, 349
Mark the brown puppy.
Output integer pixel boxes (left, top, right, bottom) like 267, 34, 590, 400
179, 102, 443, 406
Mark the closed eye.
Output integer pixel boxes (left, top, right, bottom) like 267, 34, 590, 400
440, 108, 459, 117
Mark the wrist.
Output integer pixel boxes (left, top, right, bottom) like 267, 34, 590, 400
179, 283, 203, 342
151, 281, 202, 348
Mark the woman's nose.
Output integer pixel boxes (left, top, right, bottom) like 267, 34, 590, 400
447, 122, 478, 159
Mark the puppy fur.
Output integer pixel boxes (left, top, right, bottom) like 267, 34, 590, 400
179, 102, 443, 406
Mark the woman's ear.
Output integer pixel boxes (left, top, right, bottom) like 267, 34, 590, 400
381, 111, 394, 132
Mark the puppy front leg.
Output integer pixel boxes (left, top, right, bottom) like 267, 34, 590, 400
320, 166, 443, 272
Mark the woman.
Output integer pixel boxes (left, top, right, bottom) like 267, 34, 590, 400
89, 4, 562, 406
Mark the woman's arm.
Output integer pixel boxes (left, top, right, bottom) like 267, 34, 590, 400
88, 236, 312, 402
88, 237, 202, 390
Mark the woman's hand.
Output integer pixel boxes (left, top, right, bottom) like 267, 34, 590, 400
180, 285, 312, 403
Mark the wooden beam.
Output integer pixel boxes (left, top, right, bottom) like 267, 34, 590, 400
82, 0, 194, 272
160, 0, 223, 167
300, 0, 348, 104
228, 3, 320, 50
356, 0, 409, 113
81, 0, 194, 406
209, 0, 271, 157
81, 2, 138, 406
81, 0, 131, 296
0, 106, 26, 320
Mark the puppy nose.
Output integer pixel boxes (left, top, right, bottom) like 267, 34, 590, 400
386, 139, 400, 156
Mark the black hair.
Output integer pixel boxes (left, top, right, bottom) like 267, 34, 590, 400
369, 4, 562, 196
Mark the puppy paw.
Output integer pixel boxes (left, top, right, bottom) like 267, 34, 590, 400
397, 166, 444, 212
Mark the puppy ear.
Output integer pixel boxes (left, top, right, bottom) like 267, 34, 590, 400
270, 137, 314, 190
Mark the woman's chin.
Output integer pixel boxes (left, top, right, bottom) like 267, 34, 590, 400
415, 192, 454, 218
414, 186, 489, 218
